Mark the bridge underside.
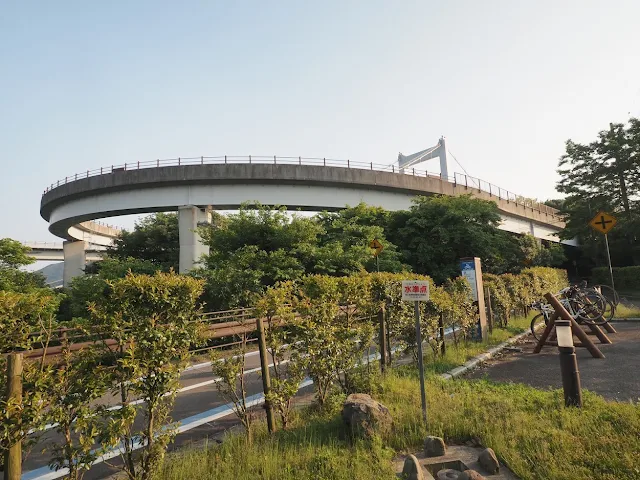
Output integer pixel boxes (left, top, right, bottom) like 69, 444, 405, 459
40, 164, 571, 286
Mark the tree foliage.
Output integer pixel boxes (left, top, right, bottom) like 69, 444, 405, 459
555, 117, 640, 269
108, 213, 180, 270
387, 195, 520, 283
0, 238, 47, 293
88, 271, 204, 479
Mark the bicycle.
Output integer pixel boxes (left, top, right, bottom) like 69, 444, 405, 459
529, 284, 612, 341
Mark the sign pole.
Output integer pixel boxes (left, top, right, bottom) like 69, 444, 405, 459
604, 233, 615, 291
376, 255, 379, 273
414, 301, 427, 424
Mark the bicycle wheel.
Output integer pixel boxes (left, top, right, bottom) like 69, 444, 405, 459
530, 313, 548, 342
594, 284, 620, 307
601, 298, 616, 323
574, 290, 607, 325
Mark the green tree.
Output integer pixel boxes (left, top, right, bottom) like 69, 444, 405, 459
556, 118, 640, 268
45, 346, 111, 480
61, 257, 163, 320
108, 213, 179, 270
88, 272, 204, 480
315, 203, 406, 273
557, 118, 640, 218
196, 204, 322, 310
0, 238, 47, 292
0, 238, 35, 268
387, 195, 520, 282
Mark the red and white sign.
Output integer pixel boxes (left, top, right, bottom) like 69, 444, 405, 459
401, 280, 430, 301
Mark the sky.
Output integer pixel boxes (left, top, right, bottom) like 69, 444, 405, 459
1, 0, 639, 244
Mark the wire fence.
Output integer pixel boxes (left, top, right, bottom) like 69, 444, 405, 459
42, 156, 561, 218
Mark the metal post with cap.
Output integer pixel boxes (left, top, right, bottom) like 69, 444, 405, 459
555, 319, 583, 407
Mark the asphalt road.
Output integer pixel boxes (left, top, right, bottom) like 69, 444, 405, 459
465, 321, 640, 402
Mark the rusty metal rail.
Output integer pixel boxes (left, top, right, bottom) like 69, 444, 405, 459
10, 305, 367, 360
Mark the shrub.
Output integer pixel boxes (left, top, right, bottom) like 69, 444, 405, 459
592, 266, 640, 291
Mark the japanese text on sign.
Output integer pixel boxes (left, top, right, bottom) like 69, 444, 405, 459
401, 280, 430, 301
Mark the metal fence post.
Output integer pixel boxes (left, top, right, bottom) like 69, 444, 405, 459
256, 317, 276, 433
5, 352, 23, 480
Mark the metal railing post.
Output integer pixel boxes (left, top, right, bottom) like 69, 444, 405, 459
225, 155, 227, 164
157, 159, 159, 167
489, 184, 492, 196
347, 159, 350, 168
299, 156, 302, 165
201, 156, 204, 165
124, 163, 127, 171
412, 168, 415, 176
74, 173, 77, 180
392, 165, 395, 173
249, 155, 252, 164
274, 155, 276, 165
371, 162, 373, 170
100, 167, 103, 175
465, 175, 467, 188
178, 157, 181, 166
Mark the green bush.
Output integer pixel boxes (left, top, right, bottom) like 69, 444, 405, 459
484, 267, 567, 325
592, 266, 640, 291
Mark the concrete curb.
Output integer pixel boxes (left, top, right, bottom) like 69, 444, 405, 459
611, 317, 640, 322
439, 327, 535, 381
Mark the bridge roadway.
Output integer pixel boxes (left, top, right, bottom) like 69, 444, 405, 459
39, 158, 570, 285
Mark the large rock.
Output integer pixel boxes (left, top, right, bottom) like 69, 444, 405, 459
401, 454, 424, 480
477, 448, 499, 474
424, 435, 446, 457
341, 393, 392, 438
458, 470, 485, 480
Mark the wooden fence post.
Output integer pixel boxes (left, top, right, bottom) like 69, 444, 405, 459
5, 353, 23, 480
378, 308, 388, 372
438, 313, 446, 356
385, 310, 393, 366
485, 287, 493, 334
256, 317, 276, 433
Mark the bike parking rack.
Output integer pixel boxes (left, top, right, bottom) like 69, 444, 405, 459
532, 293, 607, 359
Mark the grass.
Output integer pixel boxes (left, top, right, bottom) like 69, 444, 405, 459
614, 303, 640, 318
417, 315, 532, 374
157, 319, 640, 480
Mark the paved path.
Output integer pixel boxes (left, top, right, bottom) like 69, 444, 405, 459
465, 321, 640, 402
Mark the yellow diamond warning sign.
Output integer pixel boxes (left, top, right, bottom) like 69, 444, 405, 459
369, 238, 384, 256
589, 211, 617, 235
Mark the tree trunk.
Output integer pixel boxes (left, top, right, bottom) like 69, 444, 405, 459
618, 171, 631, 216
120, 381, 136, 478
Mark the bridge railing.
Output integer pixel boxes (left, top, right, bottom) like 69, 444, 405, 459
22, 241, 65, 249
43, 156, 561, 218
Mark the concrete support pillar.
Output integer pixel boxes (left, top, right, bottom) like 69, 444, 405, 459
63, 240, 87, 287
178, 206, 211, 273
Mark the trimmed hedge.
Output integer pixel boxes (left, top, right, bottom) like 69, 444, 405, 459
484, 267, 568, 325
591, 266, 640, 291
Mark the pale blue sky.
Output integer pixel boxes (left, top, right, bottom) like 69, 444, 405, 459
1, 0, 639, 242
